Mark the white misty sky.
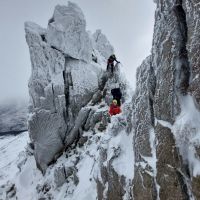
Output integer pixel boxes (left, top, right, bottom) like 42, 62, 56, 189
0, 0, 155, 103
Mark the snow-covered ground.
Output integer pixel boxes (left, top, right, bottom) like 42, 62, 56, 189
0, 132, 29, 185
0, 132, 44, 199
0, 112, 134, 200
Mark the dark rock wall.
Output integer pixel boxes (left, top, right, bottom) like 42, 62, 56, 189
133, 0, 200, 199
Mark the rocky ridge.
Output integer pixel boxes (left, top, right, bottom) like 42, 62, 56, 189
0, 2, 135, 200
1, 0, 200, 199
25, 2, 118, 173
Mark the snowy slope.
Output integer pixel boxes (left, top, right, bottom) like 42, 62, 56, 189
0, 65, 134, 199
0, 132, 29, 198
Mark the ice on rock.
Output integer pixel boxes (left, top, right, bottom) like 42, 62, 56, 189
67, 59, 101, 114
0, 1, 137, 199
133, 1, 200, 199
47, 2, 92, 62
93, 29, 114, 60
25, 2, 110, 173
2, 0, 200, 199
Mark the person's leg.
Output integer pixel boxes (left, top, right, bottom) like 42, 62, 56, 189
107, 64, 109, 71
111, 63, 114, 73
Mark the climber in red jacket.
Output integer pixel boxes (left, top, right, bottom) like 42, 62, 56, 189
109, 99, 121, 116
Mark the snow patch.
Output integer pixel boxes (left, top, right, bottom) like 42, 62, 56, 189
0, 132, 29, 186
108, 131, 134, 180
172, 95, 200, 176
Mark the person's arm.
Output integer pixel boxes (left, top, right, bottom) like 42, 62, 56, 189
114, 58, 120, 63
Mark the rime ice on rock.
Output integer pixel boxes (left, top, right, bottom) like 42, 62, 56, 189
1, 2, 134, 199
25, 2, 104, 172
133, 0, 200, 199
47, 3, 92, 62
93, 29, 114, 60
5, 0, 200, 199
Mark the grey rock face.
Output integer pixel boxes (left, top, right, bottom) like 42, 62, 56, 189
97, 141, 126, 200
54, 166, 67, 188
133, 0, 200, 199
93, 29, 114, 60
65, 107, 91, 146
152, 0, 184, 123
134, 56, 155, 159
47, 3, 92, 62
184, 1, 200, 106
155, 123, 189, 200
25, 2, 111, 173
90, 90, 103, 106
133, 56, 157, 199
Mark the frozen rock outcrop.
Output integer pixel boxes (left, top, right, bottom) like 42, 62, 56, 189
133, 0, 200, 199
1, 8, 132, 197
93, 29, 114, 60
2, 0, 200, 199
133, 57, 157, 199
47, 3, 92, 62
25, 2, 111, 173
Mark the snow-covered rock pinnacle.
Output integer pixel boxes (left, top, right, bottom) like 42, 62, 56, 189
25, 1, 125, 177
93, 29, 114, 61
0, 3, 135, 199
3, 2, 135, 199
47, 2, 92, 62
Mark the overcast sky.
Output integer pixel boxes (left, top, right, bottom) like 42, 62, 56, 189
0, 0, 155, 103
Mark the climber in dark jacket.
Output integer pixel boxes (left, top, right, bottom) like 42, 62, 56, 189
107, 54, 120, 73
111, 88, 122, 106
